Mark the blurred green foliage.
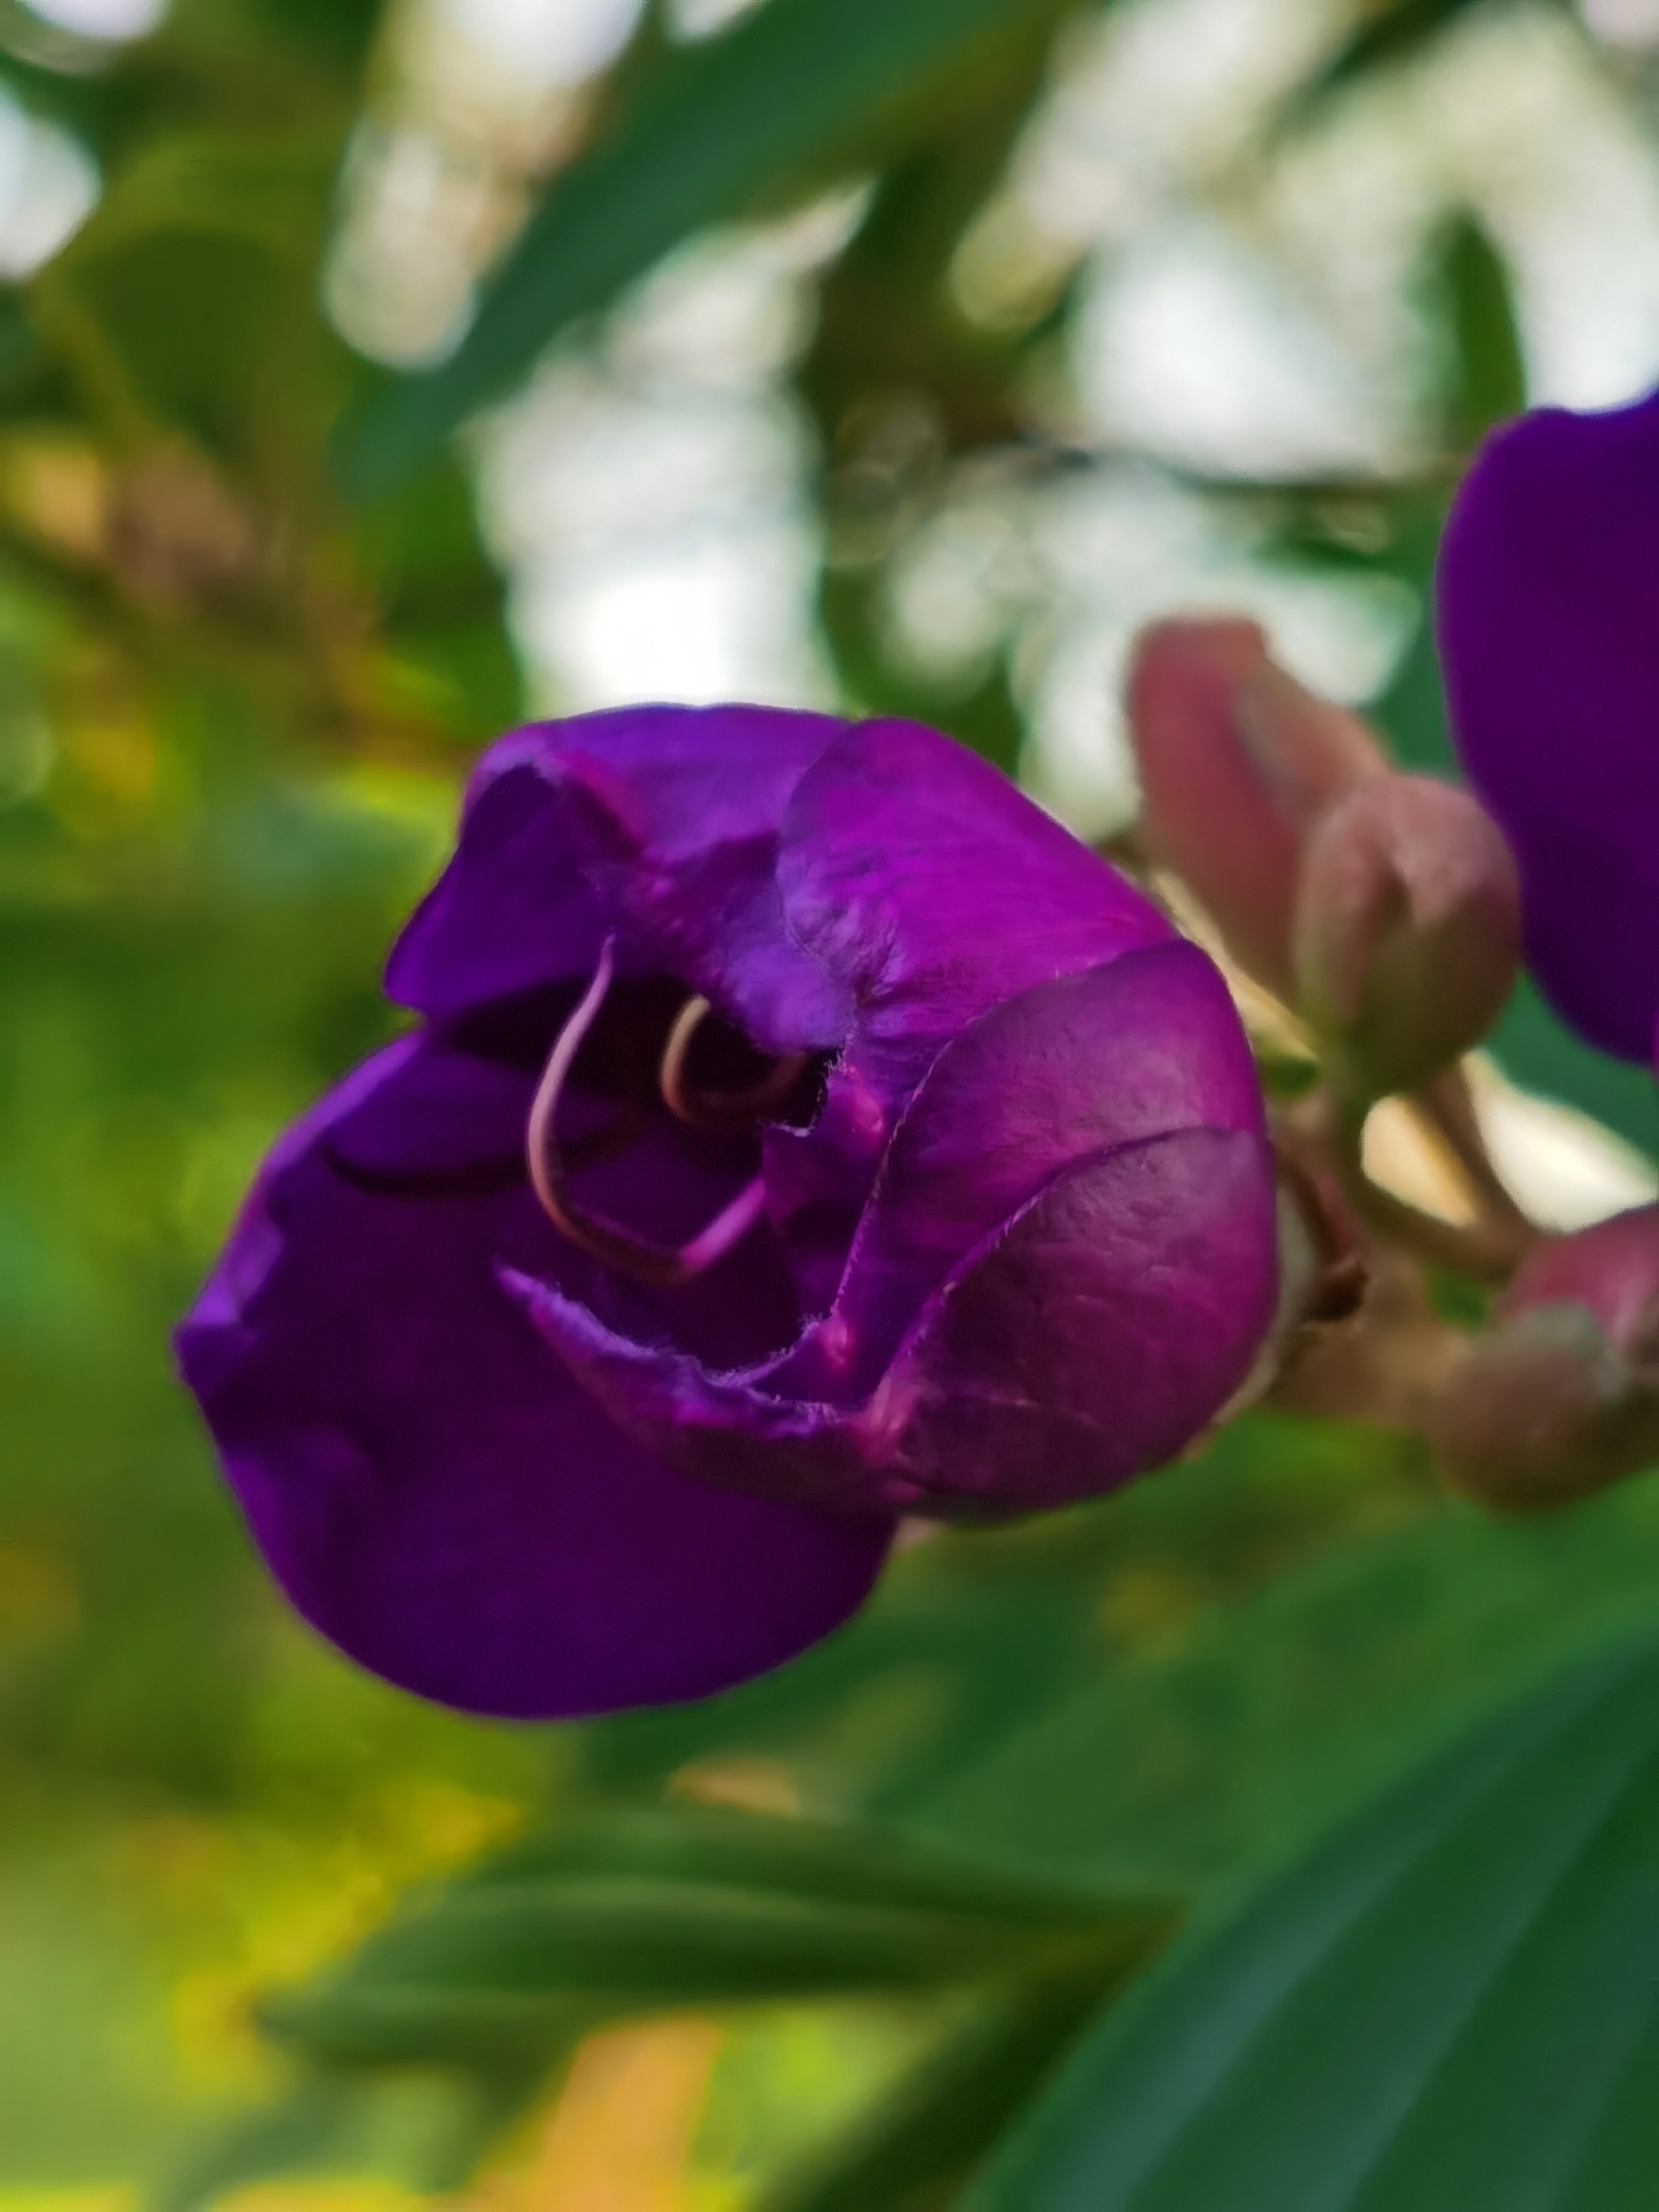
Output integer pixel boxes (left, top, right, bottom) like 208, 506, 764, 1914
970, 1625, 1659, 2211
0, 0, 1655, 2204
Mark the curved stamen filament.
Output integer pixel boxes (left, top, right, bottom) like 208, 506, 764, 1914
525, 942, 767, 1287
660, 994, 809, 1131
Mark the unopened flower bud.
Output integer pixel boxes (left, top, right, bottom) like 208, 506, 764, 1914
1436, 1206, 1659, 1510
1506, 1207, 1659, 1346
1294, 773, 1520, 1102
1128, 619, 1385, 997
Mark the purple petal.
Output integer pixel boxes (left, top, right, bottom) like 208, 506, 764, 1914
177, 1042, 889, 1720
1437, 387, 1659, 1061
389, 706, 852, 1051
806, 943, 1265, 1400
570, 1107, 804, 1372
778, 719, 1171, 1101
504, 1268, 890, 1510
386, 749, 611, 1019
549, 703, 853, 1052
321, 1023, 798, 1372
754, 720, 1176, 1317
317, 1029, 533, 1190
875, 1125, 1278, 1512
514, 1124, 1276, 1521
760, 1060, 892, 1320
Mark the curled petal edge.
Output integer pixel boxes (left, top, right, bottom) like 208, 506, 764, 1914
506, 1122, 1278, 1520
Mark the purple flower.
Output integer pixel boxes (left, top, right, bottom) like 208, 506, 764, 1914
1436, 381, 1659, 1064
178, 706, 1276, 1720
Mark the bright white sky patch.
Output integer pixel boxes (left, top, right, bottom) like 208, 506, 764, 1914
429, 0, 644, 85
21, 0, 163, 38
0, 95, 98, 278
1581, 0, 1659, 51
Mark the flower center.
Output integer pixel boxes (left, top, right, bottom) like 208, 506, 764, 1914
525, 940, 809, 1287
660, 994, 809, 1131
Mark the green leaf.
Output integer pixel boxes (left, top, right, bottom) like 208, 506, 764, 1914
264, 1985, 596, 2071
756, 1979, 1115, 2212
336, 0, 1073, 494
913, 1465, 1659, 1886
1436, 211, 1525, 451
967, 1624, 1659, 2211
266, 1808, 1176, 2068
466, 1804, 1145, 1919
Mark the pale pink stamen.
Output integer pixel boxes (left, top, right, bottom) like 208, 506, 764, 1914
525, 940, 767, 1288
659, 992, 808, 1131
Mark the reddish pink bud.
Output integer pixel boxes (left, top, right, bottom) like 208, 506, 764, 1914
1293, 773, 1521, 1101
1128, 620, 1385, 997
1505, 1205, 1659, 1349
1436, 1205, 1659, 1510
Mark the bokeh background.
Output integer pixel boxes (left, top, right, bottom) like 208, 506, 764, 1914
7, 0, 1659, 2201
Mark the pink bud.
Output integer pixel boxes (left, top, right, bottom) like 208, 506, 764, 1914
1293, 773, 1520, 1101
1128, 620, 1385, 997
1436, 1206, 1659, 1510
1504, 1205, 1659, 1352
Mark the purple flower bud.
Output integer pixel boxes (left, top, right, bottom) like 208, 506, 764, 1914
177, 707, 1277, 1720
1435, 1207, 1659, 1510
1437, 383, 1659, 1064
1293, 773, 1521, 1101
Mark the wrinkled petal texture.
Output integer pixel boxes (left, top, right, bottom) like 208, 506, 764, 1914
876, 1124, 1276, 1510
797, 942, 1265, 1401
761, 719, 1175, 1304
392, 706, 1179, 1327
1437, 386, 1659, 1062
178, 1038, 889, 1721
513, 947, 1276, 1516
513, 1128, 1275, 1518
779, 719, 1170, 1099
387, 704, 851, 1049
